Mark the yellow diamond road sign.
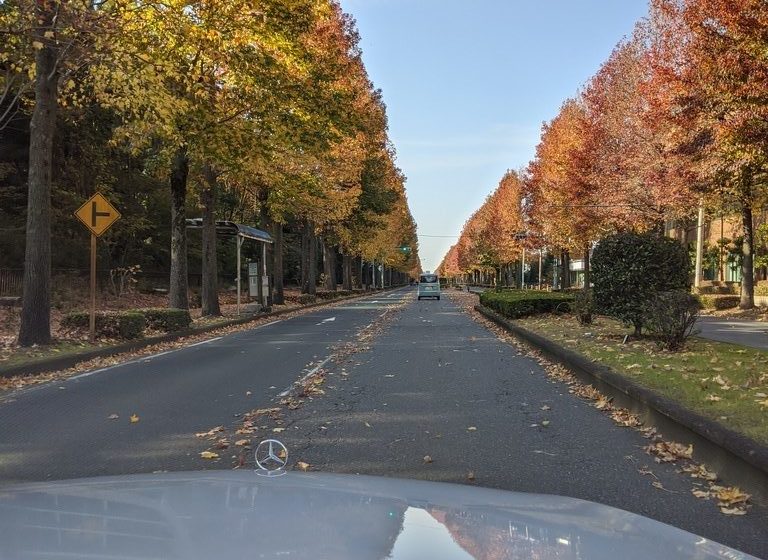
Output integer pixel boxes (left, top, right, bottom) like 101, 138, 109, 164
75, 193, 121, 236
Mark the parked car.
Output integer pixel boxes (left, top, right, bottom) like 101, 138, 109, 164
418, 273, 441, 300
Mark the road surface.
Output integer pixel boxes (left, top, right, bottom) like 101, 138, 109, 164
0, 287, 765, 557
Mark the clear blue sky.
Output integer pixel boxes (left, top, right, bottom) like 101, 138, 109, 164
339, 0, 649, 271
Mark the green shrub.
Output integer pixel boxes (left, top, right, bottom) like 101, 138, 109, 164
315, 291, 340, 300
139, 308, 192, 332
573, 289, 594, 325
644, 291, 701, 351
298, 294, 317, 305
754, 283, 768, 297
479, 290, 574, 319
61, 311, 146, 340
697, 294, 740, 310
592, 232, 691, 334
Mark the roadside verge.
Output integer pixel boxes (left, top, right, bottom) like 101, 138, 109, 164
475, 303, 768, 504
0, 288, 402, 379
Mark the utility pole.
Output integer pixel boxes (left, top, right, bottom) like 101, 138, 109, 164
694, 199, 705, 289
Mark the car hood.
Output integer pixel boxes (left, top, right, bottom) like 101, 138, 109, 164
0, 470, 756, 559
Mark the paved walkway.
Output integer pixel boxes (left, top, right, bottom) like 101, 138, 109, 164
696, 316, 768, 351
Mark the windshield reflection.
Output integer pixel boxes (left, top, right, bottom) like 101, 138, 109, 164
0, 474, 749, 559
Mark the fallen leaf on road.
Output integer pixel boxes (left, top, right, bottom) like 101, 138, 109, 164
296, 461, 311, 471
235, 439, 250, 447
541, 420, 550, 427
609, 409, 642, 428
246, 391, 252, 396
200, 451, 219, 459
645, 441, 693, 463
715, 486, 750, 507
107, 414, 119, 420
691, 489, 711, 499
384, 374, 395, 378
130, 414, 140, 423
215, 439, 229, 449
195, 426, 224, 438
540, 405, 551, 411
364, 422, 372, 428
423, 455, 433, 464
651, 481, 665, 490
682, 464, 717, 482
720, 507, 747, 516
467, 426, 477, 431
466, 471, 475, 481
594, 396, 613, 410
272, 427, 285, 433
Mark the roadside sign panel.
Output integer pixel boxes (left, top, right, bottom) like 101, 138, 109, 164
74, 193, 121, 237
74, 193, 121, 341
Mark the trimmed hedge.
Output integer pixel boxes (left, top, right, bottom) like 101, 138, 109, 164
138, 308, 192, 332
479, 290, 575, 319
61, 311, 146, 339
697, 294, 740, 310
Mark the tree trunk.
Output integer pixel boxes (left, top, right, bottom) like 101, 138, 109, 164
342, 254, 353, 290
300, 224, 308, 290
582, 246, 590, 292
355, 256, 363, 289
740, 201, 755, 309
302, 221, 317, 295
322, 239, 336, 291
169, 147, 189, 309
200, 165, 220, 316
272, 222, 284, 304
560, 249, 571, 289
18, 23, 58, 347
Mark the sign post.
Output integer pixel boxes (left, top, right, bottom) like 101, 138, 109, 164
74, 193, 121, 341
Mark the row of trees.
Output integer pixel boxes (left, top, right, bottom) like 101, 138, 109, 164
438, 0, 767, 310
1, 0, 420, 346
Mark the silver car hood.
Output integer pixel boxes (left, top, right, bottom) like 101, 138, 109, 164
0, 471, 756, 559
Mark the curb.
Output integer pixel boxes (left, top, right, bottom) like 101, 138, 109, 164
0, 287, 404, 379
475, 303, 768, 504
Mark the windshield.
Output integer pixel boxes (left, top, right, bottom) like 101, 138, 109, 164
0, 2, 765, 559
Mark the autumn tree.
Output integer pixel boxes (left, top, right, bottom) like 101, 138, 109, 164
648, 0, 768, 308
1, 0, 118, 345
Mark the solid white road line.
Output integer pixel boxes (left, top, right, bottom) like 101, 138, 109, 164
278, 355, 333, 397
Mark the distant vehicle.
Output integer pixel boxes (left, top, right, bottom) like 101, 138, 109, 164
418, 272, 441, 300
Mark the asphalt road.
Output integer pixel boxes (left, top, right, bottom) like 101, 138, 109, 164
0, 290, 404, 481
697, 315, 768, 350
0, 287, 766, 557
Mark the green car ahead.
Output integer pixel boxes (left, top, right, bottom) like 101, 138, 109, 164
417, 273, 441, 300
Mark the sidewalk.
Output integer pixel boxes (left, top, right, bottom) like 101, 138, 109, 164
696, 316, 768, 351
